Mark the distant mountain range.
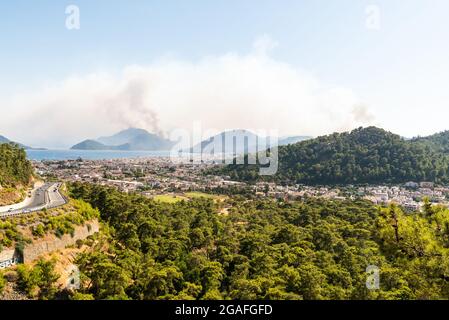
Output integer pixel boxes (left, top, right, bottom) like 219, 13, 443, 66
188, 130, 311, 154
189, 130, 262, 154
71, 128, 176, 151
72, 128, 311, 152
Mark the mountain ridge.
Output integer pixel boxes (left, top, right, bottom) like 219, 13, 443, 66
71, 128, 175, 151
0, 135, 42, 150
70, 140, 129, 151
188, 130, 311, 154
219, 126, 449, 185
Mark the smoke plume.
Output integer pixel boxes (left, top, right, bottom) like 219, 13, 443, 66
0, 36, 375, 148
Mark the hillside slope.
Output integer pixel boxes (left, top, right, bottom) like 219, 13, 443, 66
0, 143, 33, 188
221, 127, 449, 185
0, 135, 32, 150
412, 131, 449, 153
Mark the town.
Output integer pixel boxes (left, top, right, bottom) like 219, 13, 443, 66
32, 158, 449, 212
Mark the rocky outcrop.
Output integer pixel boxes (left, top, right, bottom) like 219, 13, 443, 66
22, 220, 99, 263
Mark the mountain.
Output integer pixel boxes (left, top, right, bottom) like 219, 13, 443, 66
0, 135, 9, 144
278, 135, 312, 146
412, 131, 449, 153
190, 130, 265, 154
189, 130, 311, 154
71, 128, 175, 151
71, 140, 128, 151
219, 126, 449, 185
97, 128, 148, 146
0, 134, 35, 150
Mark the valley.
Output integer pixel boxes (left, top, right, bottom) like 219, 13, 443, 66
3, 126, 449, 300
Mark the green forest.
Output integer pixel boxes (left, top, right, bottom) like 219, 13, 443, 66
0, 143, 33, 187
219, 127, 449, 185
66, 183, 449, 300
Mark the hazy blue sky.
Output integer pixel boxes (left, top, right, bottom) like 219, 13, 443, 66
1, 1, 449, 147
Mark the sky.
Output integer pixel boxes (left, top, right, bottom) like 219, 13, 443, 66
1, 0, 449, 148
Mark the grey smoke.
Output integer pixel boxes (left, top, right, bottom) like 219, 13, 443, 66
0, 36, 375, 148
104, 79, 164, 137
352, 104, 375, 124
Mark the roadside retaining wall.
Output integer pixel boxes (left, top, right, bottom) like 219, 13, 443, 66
23, 220, 99, 263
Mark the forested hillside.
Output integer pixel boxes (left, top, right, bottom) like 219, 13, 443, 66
0, 143, 33, 187
68, 183, 449, 300
220, 127, 449, 185
413, 131, 449, 153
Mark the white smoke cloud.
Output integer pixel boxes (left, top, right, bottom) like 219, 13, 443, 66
0, 36, 375, 148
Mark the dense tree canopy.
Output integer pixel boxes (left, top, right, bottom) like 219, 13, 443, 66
68, 183, 449, 300
0, 143, 33, 187
16, 259, 60, 299
413, 130, 449, 153
219, 127, 449, 185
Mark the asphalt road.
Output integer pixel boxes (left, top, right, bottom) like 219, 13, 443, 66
0, 182, 67, 218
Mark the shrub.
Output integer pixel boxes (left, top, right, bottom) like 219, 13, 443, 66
17, 259, 59, 299
15, 241, 25, 257
32, 224, 45, 238
0, 271, 5, 295
71, 292, 94, 300
75, 239, 84, 248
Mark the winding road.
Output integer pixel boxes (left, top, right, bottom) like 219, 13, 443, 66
0, 182, 67, 218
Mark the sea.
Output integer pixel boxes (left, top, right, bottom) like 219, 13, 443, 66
26, 149, 173, 161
